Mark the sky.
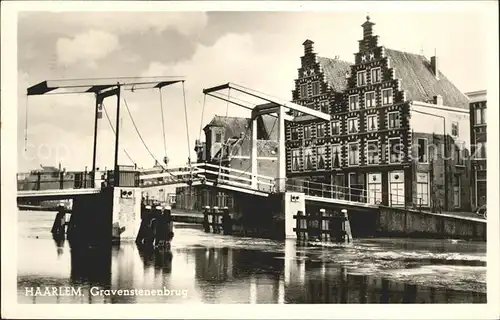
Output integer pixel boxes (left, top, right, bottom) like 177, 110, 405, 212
17, 8, 493, 172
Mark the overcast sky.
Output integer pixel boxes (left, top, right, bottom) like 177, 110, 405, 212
17, 9, 492, 172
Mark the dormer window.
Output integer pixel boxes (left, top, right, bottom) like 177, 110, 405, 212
357, 71, 366, 86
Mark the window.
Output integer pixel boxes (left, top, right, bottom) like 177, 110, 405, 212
389, 171, 405, 206
300, 84, 307, 99
365, 91, 376, 108
453, 175, 461, 208
320, 101, 329, 113
387, 111, 400, 129
366, 115, 378, 131
348, 143, 359, 166
304, 126, 311, 139
312, 81, 320, 96
291, 149, 300, 171
349, 95, 359, 111
367, 173, 382, 204
348, 118, 358, 133
417, 138, 428, 163
389, 138, 402, 163
317, 146, 326, 170
331, 144, 342, 168
291, 127, 299, 140
475, 142, 487, 159
371, 68, 381, 83
215, 132, 222, 143
316, 123, 326, 138
451, 122, 459, 137
382, 89, 393, 105
331, 121, 340, 135
304, 147, 315, 170
416, 173, 429, 206
475, 108, 486, 125
357, 71, 366, 86
367, 140, 379, 165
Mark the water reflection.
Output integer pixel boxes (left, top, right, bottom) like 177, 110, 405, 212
17, 211, 486, 304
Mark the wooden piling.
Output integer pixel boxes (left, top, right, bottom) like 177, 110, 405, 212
222, 206, 232, 235
203, 206, 210, 233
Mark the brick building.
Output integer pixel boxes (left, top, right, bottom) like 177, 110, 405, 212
466, 90, 487, 208
285, 16, 471, 211
175, 114, 279, 210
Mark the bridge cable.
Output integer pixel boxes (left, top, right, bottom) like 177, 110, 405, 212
181, 81, 194, 181
122, 92, 178, 180
198, 94, 207, 142
158, 87, 168, 167
24, 95, 29, 152
101, 101, 136, 165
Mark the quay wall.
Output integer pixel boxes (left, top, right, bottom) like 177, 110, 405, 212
377, 206, 486, 241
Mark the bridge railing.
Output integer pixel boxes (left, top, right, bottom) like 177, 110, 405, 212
280, 178, 407, 207
17, 170, 97, 191
196, 162, 275, 192
138, 162, 276, 192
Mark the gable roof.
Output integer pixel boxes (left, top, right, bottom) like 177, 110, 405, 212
204, 114, 278, 140
317, 56, 352, 92
317, 48, 469, 110
384, 48, 469, 110
205, 115, 250, 139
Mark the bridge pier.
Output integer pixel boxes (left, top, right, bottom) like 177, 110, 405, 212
67, 186, 142, 247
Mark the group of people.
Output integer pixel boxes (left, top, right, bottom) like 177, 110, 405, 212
136, 201, 174, 249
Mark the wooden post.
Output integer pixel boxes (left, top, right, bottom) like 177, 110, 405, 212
203, 206, 210, 233
59, 171, 64, 189
222, 206, 232, 235
36, 171, 41, 190
212, 206, 219, 233
319, 208, 326, 241
341, 209, 353, 244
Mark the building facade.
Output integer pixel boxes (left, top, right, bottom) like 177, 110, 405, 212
466, 90, 487, 208
285, 16, 471, 211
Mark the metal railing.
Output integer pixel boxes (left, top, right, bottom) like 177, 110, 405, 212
278, 178, 407, 207
17, 170, 98, 191
139, 162, 276, 192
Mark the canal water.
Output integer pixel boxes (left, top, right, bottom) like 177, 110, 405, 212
17, 211, 486, 304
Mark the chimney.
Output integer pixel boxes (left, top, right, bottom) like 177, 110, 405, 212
303, 39, 314, 55
430, 55, 439, 80
433, 95, 443, 106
